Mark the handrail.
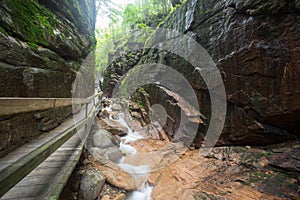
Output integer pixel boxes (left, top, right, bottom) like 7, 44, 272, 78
0, 92, 102, 197
0, 92, 102, 116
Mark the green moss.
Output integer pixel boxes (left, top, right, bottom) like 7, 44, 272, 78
136, 99, 144, 109
249, 171, 272, 184
0, 26, 8, 35
137, 87, 147, 95
120, 78, 130, 97
6, 0, 57, 46
253, 151, 272, 159
253, 93, 260, 111
27, 42, 38, 49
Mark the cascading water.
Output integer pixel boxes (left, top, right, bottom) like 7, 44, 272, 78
110, 112, 153, 200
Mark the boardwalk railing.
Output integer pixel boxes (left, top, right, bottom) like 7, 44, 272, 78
0, 94, 99, 116
0, 93, 102, 197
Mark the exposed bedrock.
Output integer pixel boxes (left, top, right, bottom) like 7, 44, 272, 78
104, 0, 300, 146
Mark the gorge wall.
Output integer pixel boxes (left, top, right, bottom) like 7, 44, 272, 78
104, 0, 300, 146
0, 0, 96, 156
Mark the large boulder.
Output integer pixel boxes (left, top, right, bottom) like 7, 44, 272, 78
87, 125, 123, 162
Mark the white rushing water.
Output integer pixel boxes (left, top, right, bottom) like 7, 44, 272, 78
110, 112, 153, 200
114, 113, 144, 143
129, 180, 153, 200
119, 143, 137, 155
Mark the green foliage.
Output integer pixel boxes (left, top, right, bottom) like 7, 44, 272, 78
27, 42, 38, 49
137, 99, 144, 109
95, 0, 174, 85
95, 28, 114, 74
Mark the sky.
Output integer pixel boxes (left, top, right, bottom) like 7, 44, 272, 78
96, 0, 136, 29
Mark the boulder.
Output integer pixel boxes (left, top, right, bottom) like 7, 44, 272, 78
99, 118, 128, 137
92, 129, 120, 148
91, 157, 137, 191
90, 147, 123, 163
78, 168, 105, 200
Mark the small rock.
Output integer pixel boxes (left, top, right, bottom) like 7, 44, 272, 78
130, 111, 142, 119
82, 159, 90, 165
101, 195, 110, 200
111, 103, 122, 111
99, 118, 128, 136
100, 193, 126, 200
114, 193, 126, 200
78, 169, 105, 200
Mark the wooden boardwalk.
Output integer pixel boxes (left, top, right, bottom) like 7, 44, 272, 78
1, 132, 83, 199
0, 93, 101, 199
0, 103, 99, 199
0, 112, 89, 199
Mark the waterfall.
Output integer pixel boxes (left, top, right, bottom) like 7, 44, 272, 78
111, 112, 153, 200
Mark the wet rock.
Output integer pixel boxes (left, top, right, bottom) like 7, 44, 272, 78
143, 85, 205, 147
99, 183, 127, 200
78, 169, 105, 200
101, 194, 125, 200
91, 157, 137, 191
149, 143, 300, 200
268, 148, 300, 173
90, 147, 123, 163
92, 129, 120, 148
142, 121, 170, 141
110, 103, 123, 112
99, 118, 128, 137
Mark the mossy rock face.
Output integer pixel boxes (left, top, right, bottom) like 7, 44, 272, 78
0, 0, 95, 61
1, 0, 55, 46
0, 0, 96, 97
0, 0, 96, 156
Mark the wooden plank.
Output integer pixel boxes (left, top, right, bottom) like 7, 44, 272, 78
0, 115, 89, 196
1, 185, 50, 199
47, 147, 83, 199
0, 93, 100, 197
0, 92, 102, 116
2, 130, 85, 199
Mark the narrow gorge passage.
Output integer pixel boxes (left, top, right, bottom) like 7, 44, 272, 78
0, 0, 299, 199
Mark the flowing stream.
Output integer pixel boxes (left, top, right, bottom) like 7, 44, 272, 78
110, 113, 153, 200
